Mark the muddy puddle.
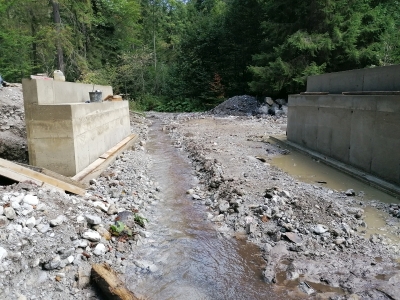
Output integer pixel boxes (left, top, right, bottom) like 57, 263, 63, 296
270, 143, 400, 243
126, 120, 290, 299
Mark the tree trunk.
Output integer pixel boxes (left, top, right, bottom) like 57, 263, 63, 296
52, 0, 64, 72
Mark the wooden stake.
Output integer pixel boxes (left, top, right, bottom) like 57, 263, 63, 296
91, 264, 139, 300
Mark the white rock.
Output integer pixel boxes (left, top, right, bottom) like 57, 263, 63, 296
93, 201, 110, 212
82, 230, 101, 242
21, 203, 34, 216
11, 201, 21, 210
77, 215, 85, 223
67, 256, 75, 264
50, 215, 66, 227
73, 239, 89, 248
313, 224, 328, 234
93, 243, 106, 256
4, 207, 16, 220
0, 206, 3, 215
36, 203, 47, 211
23, 194, 39, 206
25, 216, 36, 229
0, 247, 8, 262
36, 223, 50, 233
2, 193, 11, 201
211, 214, 224, 222
85, 214, 102, 225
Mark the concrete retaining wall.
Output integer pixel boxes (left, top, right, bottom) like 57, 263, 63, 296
307, 64, 400, 94
22, 79, 130, 176
288, 65, 400, 185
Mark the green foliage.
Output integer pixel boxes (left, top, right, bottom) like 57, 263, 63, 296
134, 214, 148, 228
2, 0, 400, 103
109, 221, 133, 236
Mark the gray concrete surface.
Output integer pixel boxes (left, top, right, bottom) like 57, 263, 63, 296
307, 64, 400, 93
288, 66, 400, 185
22, 79, 130, 176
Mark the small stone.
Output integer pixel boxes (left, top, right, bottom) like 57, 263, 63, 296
313, 224, 328, 235
0, 247, 8, 262
96, 226, 111, 240
73, 239, 89, 248
0, 206, 3, 215
107, 204, 118, 215
93, 201, 109, 212
218, 201, 230, 212
50, 215, 66, 227
246, 223, 256, 234
186, 189, 194, 195
23, 194, 39, 206
82, 230, 101, 242
67, 256, 74, 264
93, 243, 106, 256
192, 194, 201, 200
85, 214, 102, 225
0, 216, 9, 228
211, 214, 224, 222
345, 189, 355, 196
4, 207, 16, 220
335, 238, 346, 245
25, 216, 36, 229
36, 223, 50, 233
43, 255, 61, 270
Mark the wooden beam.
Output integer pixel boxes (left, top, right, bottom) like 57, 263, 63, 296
91, 264, 139, 300
0, 158, 86, 195
0, 166, 43, 186
72, 133, 138, 183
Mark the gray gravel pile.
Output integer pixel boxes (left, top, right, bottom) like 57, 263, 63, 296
210, 95, 260, 116
0, 85, 27, 163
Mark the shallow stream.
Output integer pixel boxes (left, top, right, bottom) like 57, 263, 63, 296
126, 120, 287, 299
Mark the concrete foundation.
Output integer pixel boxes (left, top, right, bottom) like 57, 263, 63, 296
288, 66, 400, 186
22, 79, 130, 176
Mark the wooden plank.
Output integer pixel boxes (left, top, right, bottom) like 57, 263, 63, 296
0, 158, 86, 195
99, 134, 137, 160
72, 158, 106, 182
91, 264, 139, 300
72, 133, 138, 183
0, 166, 43, 186
16, 162, 87, 189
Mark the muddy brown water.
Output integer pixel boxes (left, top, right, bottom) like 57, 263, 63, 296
125, 121, 291, 299
271, 145, 400, 243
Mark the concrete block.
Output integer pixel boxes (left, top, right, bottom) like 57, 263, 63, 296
23, 79, 130, 176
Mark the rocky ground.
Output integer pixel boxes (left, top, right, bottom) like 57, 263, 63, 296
0, 84, 28, 163
0, 90, 399, 299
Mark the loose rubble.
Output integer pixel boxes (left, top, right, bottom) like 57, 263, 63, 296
158, 111, 400, 300
1, 87, 400, 299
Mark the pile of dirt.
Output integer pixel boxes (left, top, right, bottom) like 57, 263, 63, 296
0, 85, 27, 163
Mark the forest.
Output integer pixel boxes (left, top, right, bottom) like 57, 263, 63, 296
1, 0, 399, 111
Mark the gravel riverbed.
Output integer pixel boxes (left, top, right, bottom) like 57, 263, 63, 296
0, 87, 400, 299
